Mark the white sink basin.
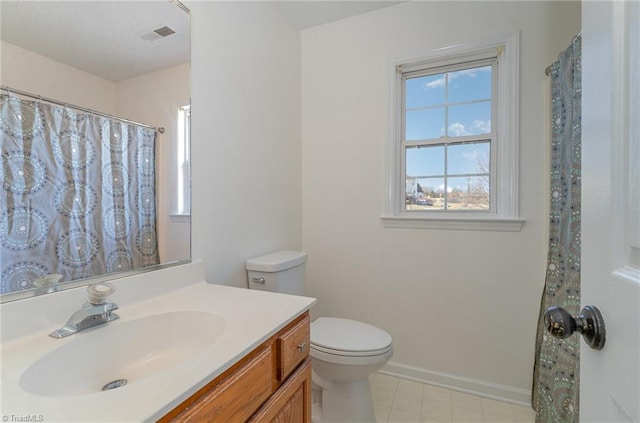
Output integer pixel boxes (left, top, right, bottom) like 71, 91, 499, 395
20, 311, 225, 397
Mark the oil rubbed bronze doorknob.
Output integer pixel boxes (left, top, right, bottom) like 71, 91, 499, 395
544, 305, 606, 350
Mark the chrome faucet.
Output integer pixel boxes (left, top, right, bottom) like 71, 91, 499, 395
49, 283, 119, 339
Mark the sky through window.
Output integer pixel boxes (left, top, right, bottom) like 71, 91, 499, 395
404, 64, 493, 209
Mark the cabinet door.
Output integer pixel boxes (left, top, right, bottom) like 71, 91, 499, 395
250, 359, 312, 423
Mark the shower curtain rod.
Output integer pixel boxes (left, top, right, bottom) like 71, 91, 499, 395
545, 30, 582, 77
0, 85, 165, 134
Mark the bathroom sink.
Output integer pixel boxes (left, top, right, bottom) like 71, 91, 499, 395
20, 311, 225, 397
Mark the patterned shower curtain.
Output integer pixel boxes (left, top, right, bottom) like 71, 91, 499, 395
532, 35, 581, 423
0, 94, 159, 294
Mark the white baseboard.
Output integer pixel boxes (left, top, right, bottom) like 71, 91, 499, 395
379, 361, 532, 407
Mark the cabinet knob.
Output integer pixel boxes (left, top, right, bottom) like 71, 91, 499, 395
297, 342, 306, 352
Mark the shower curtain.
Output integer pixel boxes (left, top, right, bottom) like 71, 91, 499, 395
0, 94, 159, 293
532, 35, 581, 423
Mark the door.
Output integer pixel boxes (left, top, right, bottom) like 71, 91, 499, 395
581, 1, 640, 422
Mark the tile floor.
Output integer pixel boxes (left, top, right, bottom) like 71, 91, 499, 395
370, 373, 536, 423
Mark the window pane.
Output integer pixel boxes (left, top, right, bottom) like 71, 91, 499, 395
406, 108, 445, 140
448, 66, 492, 103
405, 145, 444, 177
406, 177, 444, 211
406, 74, 446, 109
447, 141, 490, 175
447, 101, 491, 136
446, 176, 490, 210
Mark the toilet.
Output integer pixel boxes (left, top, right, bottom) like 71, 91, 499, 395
246, 251, 393, 423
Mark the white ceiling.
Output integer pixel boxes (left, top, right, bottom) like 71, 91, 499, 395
0, 1, 400, 83
1, 1, 190, 82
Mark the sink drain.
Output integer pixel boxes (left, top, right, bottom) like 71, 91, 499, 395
102, 379, 128, 391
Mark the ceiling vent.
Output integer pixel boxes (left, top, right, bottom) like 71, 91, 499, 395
139, 26, 176, 42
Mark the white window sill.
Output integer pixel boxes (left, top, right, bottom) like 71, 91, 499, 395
380, 215, 525, 232
169, 213, 191, 223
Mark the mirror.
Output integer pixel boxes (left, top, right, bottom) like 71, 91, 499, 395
0, 1, 191, 302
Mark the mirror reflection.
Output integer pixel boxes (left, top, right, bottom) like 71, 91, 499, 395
0, 1, 191, 301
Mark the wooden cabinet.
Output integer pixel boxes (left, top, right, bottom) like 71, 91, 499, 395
250, 359, 311, 423
159, 311, 311, 423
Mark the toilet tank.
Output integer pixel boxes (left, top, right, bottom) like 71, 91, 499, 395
246, 251, 307, 295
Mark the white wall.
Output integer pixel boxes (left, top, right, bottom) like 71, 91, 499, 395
116, 63, 191, 264
301, 1, 580, 401
190, 2, 302, 287
0, 41, 117, 113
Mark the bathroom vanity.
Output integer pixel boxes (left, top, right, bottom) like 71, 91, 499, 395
160, 312, 311, 422
0, 261, 316, 422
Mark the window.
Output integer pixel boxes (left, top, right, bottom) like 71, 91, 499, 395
383, 34, 523, 231
175, 104, 190, 216
404, 61, 495, 212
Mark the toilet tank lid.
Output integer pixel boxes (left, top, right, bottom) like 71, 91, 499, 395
246, 251, 308, 272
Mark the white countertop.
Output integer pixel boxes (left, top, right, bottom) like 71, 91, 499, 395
0, 261, 316, 422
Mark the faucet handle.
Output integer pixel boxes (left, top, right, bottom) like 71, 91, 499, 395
87, 282, 115, 305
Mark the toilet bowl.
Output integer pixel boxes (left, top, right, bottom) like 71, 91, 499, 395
310, 317, 393, 422
246, 251, 393, 422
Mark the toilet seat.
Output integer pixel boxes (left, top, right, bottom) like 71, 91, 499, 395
310, 343, 393, 368
311, 342, 393, 357
311, 317, 392, 357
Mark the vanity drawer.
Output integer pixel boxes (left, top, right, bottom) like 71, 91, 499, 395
170, 346, 273, 422
277, 315, 310, 381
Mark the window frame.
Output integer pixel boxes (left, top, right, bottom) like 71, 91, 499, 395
382, 33, 524, 231
171, 104, 191, 220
